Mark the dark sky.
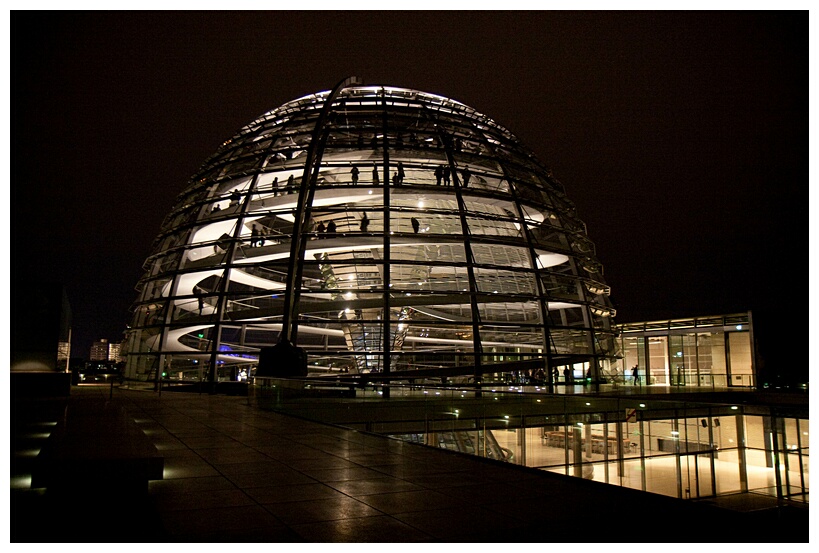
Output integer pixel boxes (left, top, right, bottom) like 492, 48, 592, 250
10, 11, 808, 380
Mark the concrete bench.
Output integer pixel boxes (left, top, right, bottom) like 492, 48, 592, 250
31, 398, 163, 494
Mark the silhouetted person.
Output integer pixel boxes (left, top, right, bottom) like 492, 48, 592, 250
317, 221, 326, 237
272, 176, 279, 196
351, 165, 359, 185
461, 167, 471, 187
563, 367, 572, 385
360, 212, 370, 232
443, 166, 451, 185
196, 289, 205, 315
397, 162, 405, 185
287, 174, 295, 193
250, 225, 258, 247
632, 364, 640, 386
392, 172, 400, 186
326, 220, 337, 236
229, 190, 240, 206
411, 217, 420, 233
372, 164, 379, 186
212, 204, 221, 213
434, 165, 443, 185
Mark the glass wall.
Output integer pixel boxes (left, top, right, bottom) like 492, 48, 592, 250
492, 411, 806, 502
615, 314, 755, 388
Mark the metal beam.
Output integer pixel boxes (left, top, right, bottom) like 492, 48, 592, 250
279, 77, 362, 345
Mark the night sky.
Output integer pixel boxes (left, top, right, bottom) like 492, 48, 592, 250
10, 10, 808, 383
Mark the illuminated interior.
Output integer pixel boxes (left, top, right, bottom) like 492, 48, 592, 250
614, 314, 756, 388
124, 81, 618, 384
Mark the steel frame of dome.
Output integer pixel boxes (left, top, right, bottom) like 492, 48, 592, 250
124, 77, 619, 388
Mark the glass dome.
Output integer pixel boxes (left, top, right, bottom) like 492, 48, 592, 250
124, 78, 618, 387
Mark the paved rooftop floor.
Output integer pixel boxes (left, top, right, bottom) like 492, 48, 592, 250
10, 385, 810, 543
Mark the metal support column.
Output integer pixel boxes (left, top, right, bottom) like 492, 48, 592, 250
280, 76, 362, 345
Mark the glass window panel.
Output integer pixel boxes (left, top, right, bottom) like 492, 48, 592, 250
698, 332, 726, 385
469, 243, 532, 268
473, 268, 536, 295
389, 261, 469, 290
465, 214, 523, 238
478, 300, 542, 322
728, 331, 753, 385
478, 326, 543, 350
389, 303, 473, 324
647, 336, 668, 385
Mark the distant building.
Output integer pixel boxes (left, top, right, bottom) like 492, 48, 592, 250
108, 341, 122, 362
89, 338, 125, 363
89, 339, 110, 361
